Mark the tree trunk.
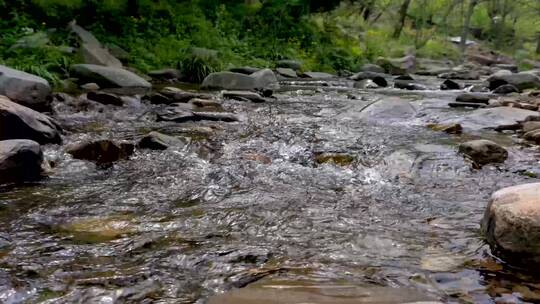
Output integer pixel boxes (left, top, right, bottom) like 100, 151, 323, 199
392, 0, 412, 39
460, 0, 478, 59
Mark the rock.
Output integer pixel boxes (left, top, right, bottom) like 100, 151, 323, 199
0, 65, 52, 111
394, 80, 426, 91
492, 84, 519, 94
9, 31, 50, 50
315, 153, 355, 166
150, 87, 209, 104
156, 105, 240, 123
358, 98, 417, 122
189, 98, 221, 108
481, 182, 540, 265
202, 69, 278, 91
106, 44, 130, 61
438, 70, 479, 80
70, 64, 151, 89
523, 69, 540, 77
80, 82, 100, 91
427, 123, 463, 134
301, 72, 335, 79
67, 140, 134, 164
493, 64, 518, 73
448, 102, 485, 109
148, 69, 183, 81
349, 71, 388, 87
394, 74, 414, 81
0, 139, 44, 183
276, 60, 302, 71
440, 79, 461, 90
522, 121, 540, 133
487, 72, 540, 91
80, 43, 123, 68
446, 107, 540, 130
455, 93, 490, 104
86, 92, 123, 106
229, 67, 260, 75
137, 131, 185, 150
276, 68, 297, 78
468, 85, 489, 92
458, 139, 507, 166
353, 79, 381, 89
490, 69, 512, 78
68, 20, 101, 45
360, 63, 385, 74
222, 91, 266, 103
376, 55, 416, 75
523, 129, 540, 142
0, 96, 62, 144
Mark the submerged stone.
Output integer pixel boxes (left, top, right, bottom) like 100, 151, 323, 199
67, 139, 134, 164
458, 139, 507, 166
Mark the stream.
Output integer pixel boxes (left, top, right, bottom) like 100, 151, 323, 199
1, 76, 540, 303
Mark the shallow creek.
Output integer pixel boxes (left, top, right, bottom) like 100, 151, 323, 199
1, 76, 540, 303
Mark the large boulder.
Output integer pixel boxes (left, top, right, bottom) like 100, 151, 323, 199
0, 139, 44, 183
0, 96, 62, 144
458, 139, 507, 166
482, 183, 540, 265
201, 69, 278, 91
69, 21, 122, 68
70, 64, 151, 89
276, 60, 302, 71
487, 72, 540, 91
349, 71, 388, 87
0, 65, 52, 111
137, 132, 186, 150
444, 107, 540, 130
357, 98, 417, 122
376, 55, 416, 75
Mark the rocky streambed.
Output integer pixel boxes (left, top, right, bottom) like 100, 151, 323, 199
1, 65, 540, 303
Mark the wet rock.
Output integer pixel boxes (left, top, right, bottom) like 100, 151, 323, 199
202, 69, 278, 91
229, 66, 260, 75
468, 85, 489, 92
189, 98, 222, 108
427, 123, 463, 134
448, 102, 485, 109
349, 71, 388, 87
458, 139, 507, 166
440, 79, 461, 90
301, 72, 335, 79
71, 64, 151, 89
58, 215, 135, 243
522, 121, 540, 133
394, 80, 426, 90
0, 96, 62, 144
487, 72, 540, 91
481, 182, 540, 265
492, 84, 519, 94
157, 106, 240, 123
276, 59, 302, 70
137, 131, 186, 150
523, 129, 540, 143
353, 79, 380, 89
80, 82, 100, 91
275, 68, 297, 78
358, 98, 417, 121
86, 91, 123, 106
438, 70, 479, 80
376, 55, 416, 75
394, 74, 414, 81
0, 139, 44, 183
151, 87, 208, 104
67, 139, 134, 164
148, 68, 183, 81
446, 107, 540, 130
455, 93, 490, 104
493, 64, 518, 73
222, 90, 266, 103
0, 64, 52, 111
360, 63, 385, 74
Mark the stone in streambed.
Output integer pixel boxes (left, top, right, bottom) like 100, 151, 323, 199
222, 91, 266, 103
0, 95, 62, 144
394, 80, 426, 90
427, 123, 462, 134
148, 68, 183, 81
522, 121, 540, 133
349, 71, 388, 87
444, 107, 540, 130
359, 63, 385, 74
201, 69, 278, 91
67, 139, 134, 164
276, 60, 302, 71
458, 139, 507, 166
448, 102, 485, 109
487, 72, 540, 91
455, 93, 490, 104
0, 65, 52, 112
70, 64, 151, 89
86, 91, 123, 106
0, 139, 44, 183
492, 84, 519, 94
137, 132, 186, 150
440, 79, 461, 90
275, 68, 297, 78
482, 183, 540, 266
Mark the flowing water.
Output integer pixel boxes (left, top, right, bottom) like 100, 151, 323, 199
1, 77, 540, 303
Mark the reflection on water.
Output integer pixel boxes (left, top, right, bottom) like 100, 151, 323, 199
0, 79, 539, 303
